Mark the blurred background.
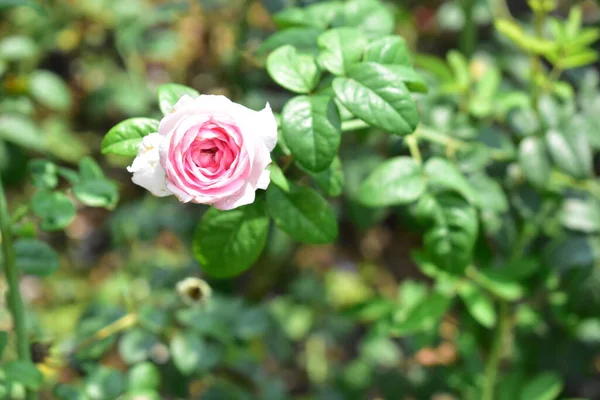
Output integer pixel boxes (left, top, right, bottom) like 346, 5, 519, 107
1, 0, 600, 399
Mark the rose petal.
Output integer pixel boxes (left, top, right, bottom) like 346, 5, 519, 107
127, 133, 172, 197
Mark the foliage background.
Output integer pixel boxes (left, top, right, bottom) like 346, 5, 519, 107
1, 0, 600, 399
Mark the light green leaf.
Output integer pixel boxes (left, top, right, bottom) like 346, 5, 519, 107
0, 36, 38, 61
85, 367, 125, 400
29, 70, 71, 111
357, 156, 426, 207
281, 95, 341, 172
3, 361, 43, 390
73, 158, 119, 209
14, 239, 60, 276
447, 50, 470, 90
266, 182, 337, 244
469, 173, 508, 212
170, 332, 206, 375
157, 83, 199, 115
317, 28, 367, 76
0, 114, 45, 151
519, 137, 550, 187
341, 0, 395, 36
363, 36, 410, 65
31, 190, 76, 231
193, 200, 269, 278
520, 372, 563, 400
333, 62, 419, 134
424, 194, 479, 275
391, 292, 452, 336
267, 45, 320, 93
560, 198, 600, 233
101, 118, 159, 157
128, 362, 161, 391
118, 329, 159, 365
458, 282, 497, 328
469, 267, 524, 301
424, 157, 478, 203
546, 129, 592, 179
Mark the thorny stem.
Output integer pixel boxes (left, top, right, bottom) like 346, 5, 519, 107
0, 178, 35, 399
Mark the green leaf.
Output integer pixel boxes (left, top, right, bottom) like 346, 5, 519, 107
447, 50, 470, 90
519, 137, 550, 187
101, 118, 159, 157
170, 332, 206, 375
363, 36, 410, 65
357, 156, 426, 207
267, 45, 321, 93
128, 362, 160, 391
458, 282, 497, 328
28, 159, 57, 190
14, 239, 60, 276
0, 0, 46, 14
281, 95, 341, 172
546, 129, 592, 179
469, 173, 508, 212
333, 63, 419, 134
317, 28, 367, 76
266, 182, 337, 244
0, 114, 45, 151
341, 0, 395, 36
0, 331, 6, 358
301, 156, 344, 197
193, 200, 269, 278
0, 36, 38, 61
469, 67, 501, 117
469, 267, 524, 301
3, 361, 43, 390
391, 292, 452, 336
424, 195, 478, 274
73, 179, 119, 209
85, 367, 125, 400
520, 372, 563, 400
424, 157, 478, 203
31, 190, 76, 231
118, 329, 158, 365
29, 70, 71, 112
385, 65, 428, 93
560, 198, 600, 233
256, 27, 322, 56
157, 83, 199, 115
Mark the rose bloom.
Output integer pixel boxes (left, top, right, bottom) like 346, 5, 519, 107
128, 94, 277, 210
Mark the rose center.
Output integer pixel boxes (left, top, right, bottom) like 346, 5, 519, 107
194, 146, 219, 168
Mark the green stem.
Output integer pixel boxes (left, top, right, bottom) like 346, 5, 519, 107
460, 0, 477, 57
530, 8, 547, 109
0, 179, 34, 398
341, 119, 369, 132
406, 134, 422, 165
482, 301, 509, 400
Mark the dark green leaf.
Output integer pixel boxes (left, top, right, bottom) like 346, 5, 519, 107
193, 200, 269, 278
101, 118, 159, 157
72, 179, 119, 209
519, 137, 550, 187
469, 173, 509, 212
31, 190, 76, 231
84, 367, 125, 400
157, 83, 199, 115
357, 156, 426, 207
3, 361, 43, 390
266, 182, 337, 244
14, 238, 60, 276
28, 159, 57, 190
317, 28, 367, 76
29, 70, 71, 112
301, 156, 344, 197
391, 292, 452, 336
118, 329, 159, 365
256, 28, 322, 56
267, 45, 321, 93
424, 195, 479, 274
0, 331, 7, 359
333, 62, 419, 134
546, 129, 593, 179
281, 95, 341, 172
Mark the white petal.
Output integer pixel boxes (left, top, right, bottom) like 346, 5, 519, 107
127, 133, 172, 197
255, 103, 278, 152
257, 169, 270, 190
213, 183, 256, 211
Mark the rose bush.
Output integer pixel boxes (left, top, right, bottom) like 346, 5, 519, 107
127, 94, 277, 210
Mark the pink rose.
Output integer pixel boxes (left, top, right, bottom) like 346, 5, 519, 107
127, 94, 277, 210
